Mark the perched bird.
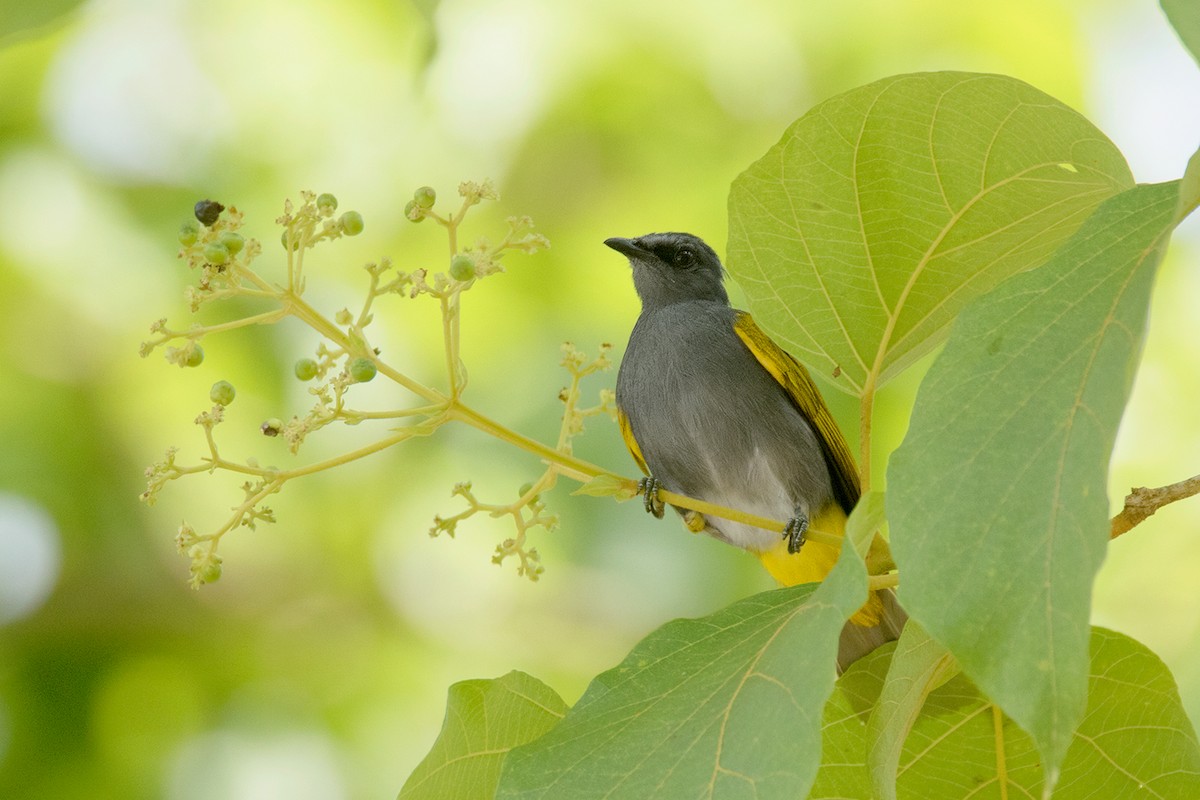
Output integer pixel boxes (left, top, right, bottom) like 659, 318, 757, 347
606, 232, 905, 670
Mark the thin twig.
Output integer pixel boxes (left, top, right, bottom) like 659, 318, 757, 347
1110, 473, 1200, 539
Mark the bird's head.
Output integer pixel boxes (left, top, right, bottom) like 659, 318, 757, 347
604, 232, 729, 309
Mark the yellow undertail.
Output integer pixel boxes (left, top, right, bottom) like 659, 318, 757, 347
754, 503, 884, 627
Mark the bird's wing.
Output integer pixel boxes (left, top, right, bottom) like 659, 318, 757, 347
733, 311, 861, 512
617, 407, 650, 475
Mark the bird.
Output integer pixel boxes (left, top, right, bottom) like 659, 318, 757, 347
606, 231, 905, 671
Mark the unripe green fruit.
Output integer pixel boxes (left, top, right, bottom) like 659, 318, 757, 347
204, 242, 229, 264
294, 358, 319, 381
179, 219, 200, 246
449, 254, 475, 281
261, 418, 283, 437
404, 200, 425, 222
349, 357, 377, 383
413, 186, 436, 209
210, 380, 236, 406
518, 481, 540, 503
340, 211, 364, 236
198, 560, 222, 584
316, 193, 338, 213
184, 345, 204, 368
218, 231, 244, 255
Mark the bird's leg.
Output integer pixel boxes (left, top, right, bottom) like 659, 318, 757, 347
783, 513, 808, 554
637, 476, 665, 518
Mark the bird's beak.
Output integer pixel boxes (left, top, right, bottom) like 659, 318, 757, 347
603, 237, 647, 259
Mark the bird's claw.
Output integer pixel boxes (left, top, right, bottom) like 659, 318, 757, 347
638, 476, 665, 519
784, 515, 808, 554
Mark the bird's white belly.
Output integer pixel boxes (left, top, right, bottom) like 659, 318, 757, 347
697, 446, 792, 552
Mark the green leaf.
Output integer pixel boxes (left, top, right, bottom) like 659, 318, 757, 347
1057, 628, 1200, 798
1178, 145, 1200, 224
397, 671, 568, 800
0, 0, 84, 45
887, 180, 1181, 789
865, 621, 958, 800
726, 71, 1132, 396
810, 628, 1200, 799
496, 495, 883, 800
1162, 0, 1200, 67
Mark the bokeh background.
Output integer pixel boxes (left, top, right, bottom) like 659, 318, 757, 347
1, 0, 1198, 797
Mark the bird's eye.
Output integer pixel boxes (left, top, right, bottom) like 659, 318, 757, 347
673, 248, 695, 268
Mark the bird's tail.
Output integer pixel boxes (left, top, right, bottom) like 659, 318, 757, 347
755, 503, 907, 672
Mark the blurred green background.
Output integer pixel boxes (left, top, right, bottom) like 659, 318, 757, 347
1, 0, 1198, 797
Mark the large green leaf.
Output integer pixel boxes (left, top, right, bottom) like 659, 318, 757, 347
1178, 146, 1200, 224
727, 71, 1132, 396
865, 621, 958, 800
887, 180, 1181, 788
810, 628, 1200, 799
1162, 0, 1200, 67
0, 0, 84, 44
397, 671, 568, 800
496, 494, 884, 800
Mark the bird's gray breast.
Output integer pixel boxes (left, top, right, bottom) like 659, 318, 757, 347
616, 302, 834, 551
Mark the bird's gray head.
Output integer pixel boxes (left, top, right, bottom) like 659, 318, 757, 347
604, 232, 729, 309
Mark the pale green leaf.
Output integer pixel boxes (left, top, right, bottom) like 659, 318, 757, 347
397, 671, 568, 800
865, 621, 958, 800
1162, 0, 1200, 67
496, 495, 883, 800
1177, 145, 1200, 224
727, 71, 1132, 396
0, 0, 84, 44
887, 180, 1180, 787
810, 628, 1200, 799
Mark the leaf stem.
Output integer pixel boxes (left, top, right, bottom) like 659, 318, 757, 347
281, 425, 437, 479
859, 380, 875, 491
867, 573, 899, 591
993, 704, 1009, 800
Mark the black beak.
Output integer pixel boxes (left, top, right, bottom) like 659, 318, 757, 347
604, 237, 648, 259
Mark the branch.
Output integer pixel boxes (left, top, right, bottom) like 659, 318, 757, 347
1110, 473, 1200, 539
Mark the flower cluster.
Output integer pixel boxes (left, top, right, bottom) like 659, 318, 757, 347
139, 182, 624, 588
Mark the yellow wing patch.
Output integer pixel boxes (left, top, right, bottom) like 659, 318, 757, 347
732, 311, 861, 510
617, 407, 649, 475
734, 312, 883, 626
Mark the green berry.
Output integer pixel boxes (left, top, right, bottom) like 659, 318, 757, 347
316, 193, 338, 213
204, 242, 229, 265
404, 200, 425, 223
184, 345, 204, 368
218, 231, 244, 255
413, 186, 436, 209
209, 380, 236, 406
261, 418, 283, 437
198, 560, 222, 584
294, 358, 319, 381
340, 211, 364, 236
178, 219, 200, 246
349, 357, 376, 383
194, 199, 224, 227
449, 254, 475, 281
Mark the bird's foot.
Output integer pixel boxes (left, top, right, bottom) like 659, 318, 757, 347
783, 514, 808, 554
638, 476, 665, 518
